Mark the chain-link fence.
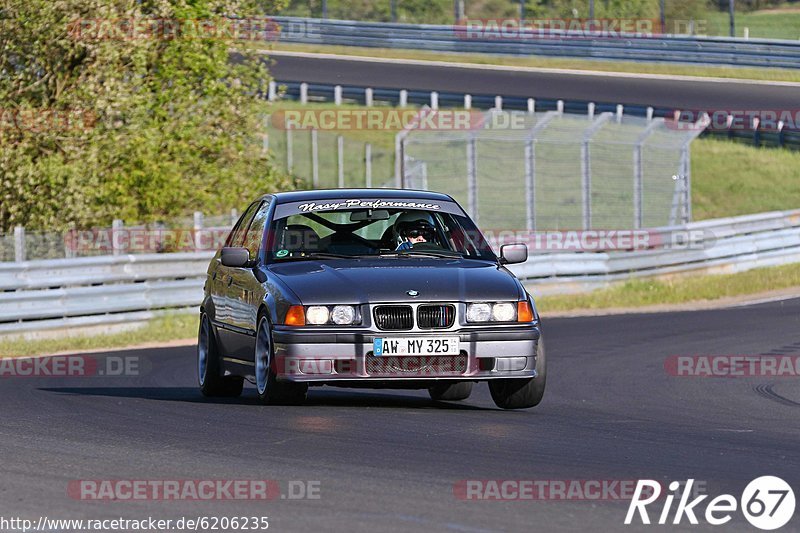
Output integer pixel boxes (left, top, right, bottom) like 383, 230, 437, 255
399, 109, 705, 231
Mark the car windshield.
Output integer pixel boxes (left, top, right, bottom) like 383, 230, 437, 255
267, 207, 496, 262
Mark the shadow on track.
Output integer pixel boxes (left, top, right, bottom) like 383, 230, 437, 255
37, 386, 496, 410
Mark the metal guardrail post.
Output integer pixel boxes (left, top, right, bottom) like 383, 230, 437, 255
268, 81, 276, 102
430, 91, 439, 110
581, 113, 613, 230
365, 87, 373, 107
334, 85, 342, 105
299, 82, 308, 104
311, 129, 319, 187
13, 226, 25, 263
399, 90, 408, 108
464, 94, 472, 109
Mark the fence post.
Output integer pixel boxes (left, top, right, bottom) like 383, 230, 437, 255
633, 118, 664, 229
193, 211, 203, 252
334, 85, 342, 105
311, 129, 319, 188
430, 91, 439, 110
527, 98, 535, 114
268, 80, 276, 101
365, 87, 373, 107
466, 135, 478, 223
112, 219, 123, 256
365, 143, 372, 188
588, 102, 595, 120
286, 128, 293, 173
394, 132, 407, 188
494, 95, 503, 110
337, 135, 345, 188
557, 100, 564, 113
681, 144, 692, 223
399, 89, 408, 108
13, 225, 25, 262
299, 82, 308, 104
523, 111, 560, 231
524, 140, 535, 231
581, 112, 613, 230
464, 94, 472, 109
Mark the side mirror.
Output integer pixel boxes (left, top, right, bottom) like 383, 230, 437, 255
499, 243, 528, 265
221, 247, 251, 268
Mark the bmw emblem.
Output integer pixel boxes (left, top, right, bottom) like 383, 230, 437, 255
406, 290, 419, 297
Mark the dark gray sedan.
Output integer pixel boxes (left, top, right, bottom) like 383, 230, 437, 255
198, 189, 545, 409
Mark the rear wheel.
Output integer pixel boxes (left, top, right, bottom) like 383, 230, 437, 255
488, 336, 546, 410
198, 313, 244, 398
428, 381, 473, 401
255, 316, 308, 405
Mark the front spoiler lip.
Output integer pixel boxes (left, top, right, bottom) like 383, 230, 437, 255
270, 324, 540, 383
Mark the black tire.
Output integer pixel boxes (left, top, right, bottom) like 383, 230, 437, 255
488, 336, 546, 410
198, 313, 244, 398
254, 315, 308, 405
428, 381, 473, 401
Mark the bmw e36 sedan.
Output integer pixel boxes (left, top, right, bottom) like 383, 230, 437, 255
197, 189, 545, 409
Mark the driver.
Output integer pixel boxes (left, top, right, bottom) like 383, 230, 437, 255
394, 212, 436, 251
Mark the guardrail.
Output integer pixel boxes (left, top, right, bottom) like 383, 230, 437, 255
272, 81, 800, 150
1, 209, 799, 336
273, 17, 800, 69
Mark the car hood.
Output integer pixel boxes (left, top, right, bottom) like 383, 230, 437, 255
267, 258, 523, 304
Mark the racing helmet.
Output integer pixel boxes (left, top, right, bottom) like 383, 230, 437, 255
393, 211, 436, 243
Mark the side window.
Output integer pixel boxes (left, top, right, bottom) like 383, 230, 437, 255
242, 201, 271, 260
226, 201, 260, 248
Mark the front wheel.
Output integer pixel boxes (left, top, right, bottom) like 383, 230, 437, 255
428, 381, 473, 401
255, 316, 308, 405
488, 336, 546, 410
198, 313, 244, 398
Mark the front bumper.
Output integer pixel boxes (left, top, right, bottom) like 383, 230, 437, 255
272, 325, 541, 383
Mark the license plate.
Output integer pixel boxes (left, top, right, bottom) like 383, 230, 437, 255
373, 337, 460, 356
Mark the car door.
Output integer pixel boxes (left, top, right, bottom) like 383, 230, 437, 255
225, 199, 272, 362
215, 201, 261, 357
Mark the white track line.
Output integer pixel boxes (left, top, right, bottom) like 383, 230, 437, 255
265, 49, 800, 87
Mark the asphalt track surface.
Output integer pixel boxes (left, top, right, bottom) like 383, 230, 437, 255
2, 298, 799, 532
267, 53, 800, 111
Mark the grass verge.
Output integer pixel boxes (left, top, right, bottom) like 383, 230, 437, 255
266, 43, 800, 83
536, 263, 800, 313
692, 138, 800, 219
0, 313, 197, 358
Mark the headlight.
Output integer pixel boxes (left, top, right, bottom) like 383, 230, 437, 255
466, 303, 492, 323
331, 305, 356, 325
306, 306, 330, 325
467, 302, 519, 323
492, 302, 517, 322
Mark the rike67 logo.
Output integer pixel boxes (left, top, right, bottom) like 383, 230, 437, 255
626, 477, 795, 530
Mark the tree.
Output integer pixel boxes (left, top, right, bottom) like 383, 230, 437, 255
0, 0, 294, 231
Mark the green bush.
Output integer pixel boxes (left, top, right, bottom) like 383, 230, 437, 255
0, 0, 297, 232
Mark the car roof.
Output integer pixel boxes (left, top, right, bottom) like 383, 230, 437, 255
267, 189, 455, 204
